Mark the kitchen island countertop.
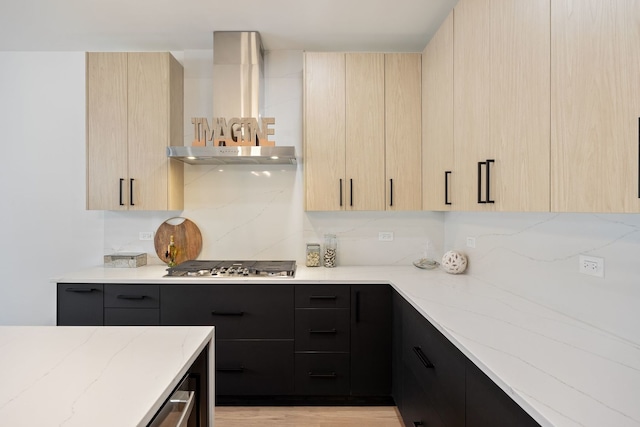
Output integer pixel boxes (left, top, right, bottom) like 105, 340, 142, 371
0, 325, 214, 427
54, 264, 640, 427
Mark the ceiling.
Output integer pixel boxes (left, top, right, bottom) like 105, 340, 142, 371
0, 0, 458, 52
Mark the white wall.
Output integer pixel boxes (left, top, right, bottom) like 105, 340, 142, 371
0, 52, 104, 325
444, 212, 640, 344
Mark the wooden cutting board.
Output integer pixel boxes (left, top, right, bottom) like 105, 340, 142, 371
154, 217, 202, 265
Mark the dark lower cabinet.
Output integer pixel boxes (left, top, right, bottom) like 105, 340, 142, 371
57, 283, 104, 326
104, 284, 160, 326
466, 361, 540, 427
350, 284, 392, 397
401, 363, 445, 427
216, 340, 294, 396
295, 353, 350, 395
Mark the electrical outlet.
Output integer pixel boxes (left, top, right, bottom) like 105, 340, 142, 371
139, 231, 154, 241
579, 255, 604, 277
378, 232, 394, 242
466, 237, 476, 248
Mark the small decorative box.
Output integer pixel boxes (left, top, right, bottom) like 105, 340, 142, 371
104, 253, 147, 268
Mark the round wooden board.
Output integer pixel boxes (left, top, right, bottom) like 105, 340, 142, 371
154, 217, 203, 265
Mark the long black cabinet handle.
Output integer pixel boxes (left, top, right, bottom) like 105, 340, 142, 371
354, 290, 361, 323
350, 178, 353, 207
116, 294, 146, 300
309, 295, 337, 300
308, 329, 337, 334
445, 171, 452, 205
486, 159, 495, 204
413, 422, 424, 426
477, 161, 483, 203
211, 311, 245, 316
129, 178, 135, 206
65, 287, 98, 293
413, 346, 435, 369
308, 372, 337, 378
477, 159, 495, 204
217, 367, 245, 373
389, 178, 394, 207
119, 179, 125, 206
339, 179, 343, 207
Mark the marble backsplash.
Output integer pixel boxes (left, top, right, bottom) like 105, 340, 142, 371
444, 212, 640, 344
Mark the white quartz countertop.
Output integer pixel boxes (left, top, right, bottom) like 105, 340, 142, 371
54, 265, 640, 427
0, 325, 214, 427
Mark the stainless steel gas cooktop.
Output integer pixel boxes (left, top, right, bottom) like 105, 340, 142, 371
164, 260, 296, 278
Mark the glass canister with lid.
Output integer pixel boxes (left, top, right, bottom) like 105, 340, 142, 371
323, 234, 337, 268
306, 243, 321, 267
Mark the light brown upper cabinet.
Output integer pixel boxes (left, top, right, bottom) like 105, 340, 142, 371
304, 52, 421, 211
451, 0, 550, 211
385, 54, 422, 211
86, 52, 184, 211
422, 11, 454, 211
551, 0, 640, 212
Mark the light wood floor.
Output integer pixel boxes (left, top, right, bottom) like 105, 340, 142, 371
215, 406, 404, 427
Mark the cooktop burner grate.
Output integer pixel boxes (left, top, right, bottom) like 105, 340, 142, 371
165, 260, 296, 278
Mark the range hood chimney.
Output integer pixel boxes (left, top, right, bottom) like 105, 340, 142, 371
167, 31, 296, 165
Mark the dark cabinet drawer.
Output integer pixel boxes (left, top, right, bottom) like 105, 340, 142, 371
104, 308, 160, 326
216, 340, 294, 396
104, 284, 159, 308
57, 283, 103, 326
295, 308, 349, 351
402, 301, 465, 427
294, 353, 350, 395
295, 285, 350, 308
400, 363, 445, 427
160, 285, 294, 339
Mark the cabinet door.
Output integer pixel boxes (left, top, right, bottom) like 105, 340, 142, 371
551, 0, 640, 212
350, 285, 392, 397
467, 361, 540, 427
304, 52, 346, 211
128, 53, 175, 211
345, 53, 385, 210
385, 54, 422, 210
57, 283, 104, 326
160, 284, 294, 339
86, 53, 128, 210
422, 11, 454, 211
454, 0, 550, 212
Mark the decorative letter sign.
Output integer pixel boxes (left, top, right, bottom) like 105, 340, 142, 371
191, 117, 276, 147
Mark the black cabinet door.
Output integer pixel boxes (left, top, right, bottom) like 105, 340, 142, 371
216, 340, 294, 396
104, 284, 159, 308
57, 283, 103, 326
160, 284, 294, 339
402, 299, 465, 427
466, 361, 540, 427
401, 363, 445, 427
295, 308, 350, 352
350, 284, 392, 396
295, 353, 350, 396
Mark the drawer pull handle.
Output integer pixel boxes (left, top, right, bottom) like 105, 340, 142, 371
309, 295, 337, 300
308, 372, 337, 378
119, 178, 125, 206
413, 346, 435, 369
217, 367, 245, 373
413, 422, 424, 426
65, 288, 98, 293
116, 294, 146, 300
308, 329, 337, 334
445, 171, 452, 205
211, 311, 244, 316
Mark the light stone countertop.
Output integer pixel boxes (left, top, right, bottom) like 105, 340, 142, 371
53, 264, 640, 427
0, 325, 214, 427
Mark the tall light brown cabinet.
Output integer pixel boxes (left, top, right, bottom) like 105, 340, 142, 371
551, 0, 640, 212
450, 0, 550, 212
86, 52, 184, 211
304, 52, 421, 211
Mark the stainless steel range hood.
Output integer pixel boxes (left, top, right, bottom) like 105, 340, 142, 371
168, 31, 296, 165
